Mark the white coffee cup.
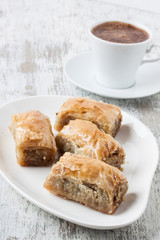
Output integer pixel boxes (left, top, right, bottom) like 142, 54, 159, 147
89, 20, 160, 89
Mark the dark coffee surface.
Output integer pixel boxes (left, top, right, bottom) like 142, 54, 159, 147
92, 21, 149, 43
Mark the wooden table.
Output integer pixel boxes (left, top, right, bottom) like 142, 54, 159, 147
0, 0, 160, 239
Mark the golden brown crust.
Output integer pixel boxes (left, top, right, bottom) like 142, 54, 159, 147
9, 110, 57, 166
44, 152, 126, 195
55, 119, 125, 169
54, 97, 122, 137
44, 153, 128, 214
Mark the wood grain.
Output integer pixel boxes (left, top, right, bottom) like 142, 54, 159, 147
0, 0, 160, 239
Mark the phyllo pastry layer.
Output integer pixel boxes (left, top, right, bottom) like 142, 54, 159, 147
54, 97, 122, 137
9, 110, 56, 166
56, 119, 125, 169
44, 153, 128, 214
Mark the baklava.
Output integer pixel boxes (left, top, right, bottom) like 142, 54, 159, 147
56, 119, 125, 169
54, 97, 122, 137
44, 153, 128, 214
9, 110, 56, 166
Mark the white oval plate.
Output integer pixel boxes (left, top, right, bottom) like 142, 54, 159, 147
0, 95, 159, 229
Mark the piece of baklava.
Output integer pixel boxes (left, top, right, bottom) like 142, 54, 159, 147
54, 97, 122, 137
55, 119, 125, 170
44, 152, 128, 214
9, 110, 56, 166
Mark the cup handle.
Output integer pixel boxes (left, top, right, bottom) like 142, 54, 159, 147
141, 44, 160, 64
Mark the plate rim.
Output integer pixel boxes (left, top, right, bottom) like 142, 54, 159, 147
0, 95, 159, 229
64, 51, 160, 99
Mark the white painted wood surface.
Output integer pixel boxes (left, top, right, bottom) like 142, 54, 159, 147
106, 0, 160, 14
0, 0, 160, 239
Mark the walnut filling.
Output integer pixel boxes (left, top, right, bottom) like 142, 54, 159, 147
112, 118, 122, 137
113, 180, 128, 206
22, 148, 54, 166
49, 176, 128, 214
53, 177, 110, 211
104, 155, 125, 170
55, 136, 80, 154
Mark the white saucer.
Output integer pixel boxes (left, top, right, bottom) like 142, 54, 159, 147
64, 52, 160, 99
